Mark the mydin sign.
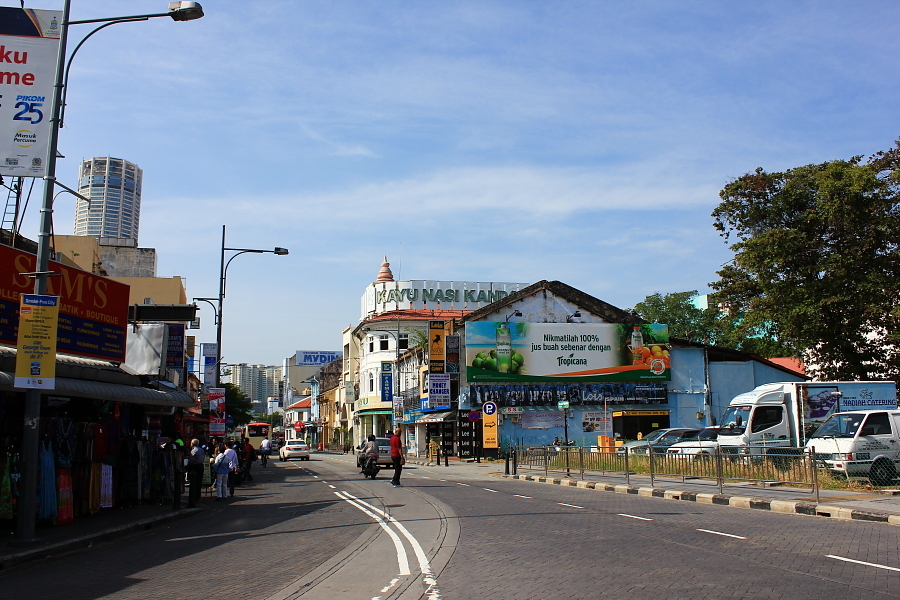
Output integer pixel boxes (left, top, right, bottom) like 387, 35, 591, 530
363, 280, 528, 317
295, 350, 342, 367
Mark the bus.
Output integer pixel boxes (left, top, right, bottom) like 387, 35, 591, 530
243, 422, 270, 450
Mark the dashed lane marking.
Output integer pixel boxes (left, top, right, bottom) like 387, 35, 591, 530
483, 488, 499, 493
827, 555, 900, 573
513, 495, 532, 499
618, 513, 653, 521
697, 528, 746, 539
456, 483, 469, 486
558, 503, 584, 509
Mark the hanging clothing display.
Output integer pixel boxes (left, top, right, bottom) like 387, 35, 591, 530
100, 464, 113, 508
0, 452, 14, 520
57, 468, 74, 525
37, 440, 57, 520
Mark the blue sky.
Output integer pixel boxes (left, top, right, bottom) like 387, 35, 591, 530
8, 0, 899, 366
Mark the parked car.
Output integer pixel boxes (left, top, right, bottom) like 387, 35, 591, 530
280, 439, 311, 461
666, 427, 720, 459
356, 437, 394, 468
617, 428, 701, 455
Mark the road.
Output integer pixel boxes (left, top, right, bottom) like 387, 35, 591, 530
2, 453, 899, 599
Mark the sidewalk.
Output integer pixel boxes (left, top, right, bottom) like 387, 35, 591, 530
0, 501, 202, 571
406, 456, 900, 526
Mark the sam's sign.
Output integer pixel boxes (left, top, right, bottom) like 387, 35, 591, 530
0, 244, 129, 361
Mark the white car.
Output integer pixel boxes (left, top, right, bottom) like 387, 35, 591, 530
280, 440, 311, 461
666, 427, 720, 459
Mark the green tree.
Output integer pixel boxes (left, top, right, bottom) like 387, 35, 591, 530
224, 383, 253, 426
711, 140, 900, 379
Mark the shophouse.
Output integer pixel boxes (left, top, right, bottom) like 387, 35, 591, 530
283, 397, 312, 443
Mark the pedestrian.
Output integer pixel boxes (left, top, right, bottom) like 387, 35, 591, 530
212, 444, 230, 501
186, 439, 205, 508
390, 427, 405, 487
224, 440, 239, 497
242, 437, 255, 483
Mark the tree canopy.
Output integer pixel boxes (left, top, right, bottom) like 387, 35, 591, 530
710, 140, 900, 379
224, 383, 254, 426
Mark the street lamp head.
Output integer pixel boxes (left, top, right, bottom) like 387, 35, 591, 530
274, 247, 289, 255
168, 1, 204, 21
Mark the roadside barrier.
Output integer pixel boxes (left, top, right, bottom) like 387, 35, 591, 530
515, 445, 820, 501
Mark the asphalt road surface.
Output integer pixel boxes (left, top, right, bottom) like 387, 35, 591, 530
2, 453, 899, 600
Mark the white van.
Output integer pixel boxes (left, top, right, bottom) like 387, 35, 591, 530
805, 410, 900, 485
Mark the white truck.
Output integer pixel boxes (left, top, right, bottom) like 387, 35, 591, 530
806, 409, 900, 485
716, 381, 898, 460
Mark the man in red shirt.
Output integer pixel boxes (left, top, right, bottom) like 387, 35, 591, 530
390, 427, 405, 487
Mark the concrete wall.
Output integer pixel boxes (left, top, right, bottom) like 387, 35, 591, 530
99, 246, 157, 277
111, 275, 186, 305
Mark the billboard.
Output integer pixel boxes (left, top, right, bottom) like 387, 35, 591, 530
465, 322, 670, 383
0, 7, 61, 177
0, 243, 129, 361
208, 388, 226, 435
14, 294, 58, 388
295, 350, 342, 367
469, 382, 667, 407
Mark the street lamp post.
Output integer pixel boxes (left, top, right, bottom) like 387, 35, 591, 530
197, 225, 288, 389
15, 0, 204, 544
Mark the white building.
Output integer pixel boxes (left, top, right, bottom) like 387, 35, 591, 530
229, 363, 282, 409
283, 397, 312, 442
74, 157, 142, 243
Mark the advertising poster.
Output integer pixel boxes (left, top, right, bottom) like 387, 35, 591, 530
201, 343, 217, 385
469, 382, 667, 408
429, 373, 451, 409
166, 324, 186, 383
445, 335, 460, 373
465, 322, 670, 383
0, 7, 61, 177
520, 412, 564, 429
582, 411, 612, 435
429, 320, 445, 373
0, 244, 129, 361
14, 294, 58, 388
208, 387, 226, 435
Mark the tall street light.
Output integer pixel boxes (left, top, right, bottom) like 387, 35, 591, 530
197, 225, 288, 389
16, 0, 204, 545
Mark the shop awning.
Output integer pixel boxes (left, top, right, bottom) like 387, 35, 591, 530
415, 410, 456, 423
0, 371, 195, 407
358, 409, 393, 415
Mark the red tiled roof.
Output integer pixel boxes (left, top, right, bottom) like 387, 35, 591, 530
767, 358, 805, 376
286, 397, 312, 410
365, 309, 471, 324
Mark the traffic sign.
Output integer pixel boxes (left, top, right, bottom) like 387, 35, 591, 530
482, 401, 498, 416
293, 421, 305, 432
557, 400, 570, 409
468, 410, 481, 422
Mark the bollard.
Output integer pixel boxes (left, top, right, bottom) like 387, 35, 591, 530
436, 448, 440, 466
512, 447, 518, 475
444, 452, 449, 467
505, 451, 510, 475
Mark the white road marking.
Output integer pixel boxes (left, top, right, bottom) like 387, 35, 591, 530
313, 475, 319, 478
167, 530, 257, 542
827, 555, 900, 573
513, 494, 532, 499
333, 491, 410, 576
618, 513, 653, 521
482, 488, 499, 493
697, 528, 746, 539
420, 476, 430, 478
558, 503, 584, 509
328, 484, 336, 489
456, 482, 469, 486
437, 479, 447, 482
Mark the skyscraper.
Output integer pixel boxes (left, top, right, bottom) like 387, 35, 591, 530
73, 157, 142, 243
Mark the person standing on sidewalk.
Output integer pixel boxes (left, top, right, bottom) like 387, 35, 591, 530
223, 440, 239, 497
390, 427, 405, 487
186, 439, 205, 508
212, 445, 230, 501
241, 438, 255, 483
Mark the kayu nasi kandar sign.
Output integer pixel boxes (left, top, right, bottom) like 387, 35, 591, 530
0, 7, 61, 178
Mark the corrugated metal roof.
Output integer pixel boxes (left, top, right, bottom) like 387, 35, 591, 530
0, 371, 195, 407
415, 410, 456, 423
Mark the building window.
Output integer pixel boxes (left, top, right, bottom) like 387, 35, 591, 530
368, 336, 374, 353
379, 335, 389, 351
368, 372, 374, 393
399, 334, 409, 350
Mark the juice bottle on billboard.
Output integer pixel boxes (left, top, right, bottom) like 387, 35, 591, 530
496, 323, 512, 373
631, 326, 644, 365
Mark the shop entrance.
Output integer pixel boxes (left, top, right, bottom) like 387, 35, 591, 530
612, 411, 670, 440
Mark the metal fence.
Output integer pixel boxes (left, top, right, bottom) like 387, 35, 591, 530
514, 445, 819, 501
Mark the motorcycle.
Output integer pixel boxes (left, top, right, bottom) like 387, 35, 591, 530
362, 455, 380, 479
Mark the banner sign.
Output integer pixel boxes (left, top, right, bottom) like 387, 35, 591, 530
469, 382, 667, 407
445, 334, 460, 373
428, 373, 451, 409
0, 7, 61, 177
582, 410, 612, 435
165, 324, 185, 382
208, 387, 226, 435
295, 350, 342, 367
0, 244, 129, 361
201, 343, 217, 385
482, 401, 498, 448
429, 320, 445, 374
520, 412, 565, 429
380, 361, 393, 401
393, 395, 404, 420
465, 322, 670, 383
14, 294, 58, 388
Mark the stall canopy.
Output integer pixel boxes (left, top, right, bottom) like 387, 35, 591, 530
0, 370, 195, 407
415, 410, 456, 423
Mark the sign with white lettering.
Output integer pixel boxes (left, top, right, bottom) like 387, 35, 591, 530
0, 7, 61, 177
295, 350, 342, 367
428, 373, 451, 409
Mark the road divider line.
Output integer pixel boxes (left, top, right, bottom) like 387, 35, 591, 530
827, 555, 900, 572
328, 484, 336, 489
513, 495, 532, 499
456, 483, 469, 486
333, 491, 410, 576
483, 488, 499, 493
697, 528, 746, 539
558, 503, 584, 509
618, 514, 653, 521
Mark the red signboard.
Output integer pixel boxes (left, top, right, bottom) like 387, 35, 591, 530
0, 244, 130, 361
293, 421, 305, 432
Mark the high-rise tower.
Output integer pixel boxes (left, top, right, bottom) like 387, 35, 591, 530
73, 157, 143, 243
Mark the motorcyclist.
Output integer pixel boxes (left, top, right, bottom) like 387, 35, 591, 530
361, 434, 378, 474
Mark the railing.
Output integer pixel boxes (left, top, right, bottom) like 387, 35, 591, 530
514, 444, 819, 501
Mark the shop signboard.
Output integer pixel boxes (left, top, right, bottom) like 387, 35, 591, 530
429, 320, 445, 374
482, 401, 498, 448
166, 324, 186, 383
469, 382, 667, 407
429, 373, 451, 409
295, 350, 342, 367
465, 322, 670, 383
0, 7, 61, 177
380, 361, 393, 401
14, 294, 58, 388
520, 412, 565, 429
0, 244, 129, 361
208, 387, 226, 435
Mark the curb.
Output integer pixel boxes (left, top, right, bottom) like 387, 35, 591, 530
1, 506, 203, 571
500, 474, 900, 526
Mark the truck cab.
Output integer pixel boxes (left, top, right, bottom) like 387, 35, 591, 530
717, 384, 793, 456
806, 410, 900, 486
